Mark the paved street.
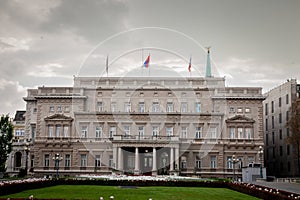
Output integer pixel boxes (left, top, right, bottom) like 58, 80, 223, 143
252, 181, 300, 195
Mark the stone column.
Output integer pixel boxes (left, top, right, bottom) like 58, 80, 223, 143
118, 147, 122, 171
170, 147, 174, 171
152, 147, 157, 175
175, 147, 179, 171
112, 146, 117, 171
134, 147, 139, 174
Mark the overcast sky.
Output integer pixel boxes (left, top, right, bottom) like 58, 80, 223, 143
0, 0, 299, 116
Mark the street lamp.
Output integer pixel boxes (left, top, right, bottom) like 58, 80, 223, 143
24, 142, 30, 176
258, 146, 264, 178
52, 153, 63, 178
229, 154, 240, 181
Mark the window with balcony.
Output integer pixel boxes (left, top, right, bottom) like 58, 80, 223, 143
109, 126, 116, 138
95, 126, 102, 138
166, 127, 173, 137
124, 126, 130, 136
152, 102, 159, 112
181, 127, 187, 138
138, 126, 144, 138
229, 128, 235, 139
246, 128, 251, 139
152, 126, 159, 137
55, 125, 61, 137
81, 126, 88, 138
238, 128, 243, 139
63, 126, 69, 137
48, 125, 53, 137
195, 127, 202, 139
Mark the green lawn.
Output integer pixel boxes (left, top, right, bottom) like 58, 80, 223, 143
1, 185, 259, 200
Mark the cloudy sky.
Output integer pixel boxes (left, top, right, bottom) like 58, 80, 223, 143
0, 0, 299, 116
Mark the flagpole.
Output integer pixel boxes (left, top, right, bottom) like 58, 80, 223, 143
106, 54, 109, 77
141, 48, 144, 77
148, 53, 150, 77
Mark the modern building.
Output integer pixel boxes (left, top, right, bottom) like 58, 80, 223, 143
6, 111, 32, 176
263, 79, 300, 177
23, 51, 265, 179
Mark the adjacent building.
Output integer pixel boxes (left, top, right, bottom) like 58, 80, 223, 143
23, 74, 265, 179
263, 79, 300, 177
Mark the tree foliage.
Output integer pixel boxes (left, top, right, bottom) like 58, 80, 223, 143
0, 115, 13, 172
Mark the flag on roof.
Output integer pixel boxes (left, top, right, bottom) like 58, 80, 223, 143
188, 57, 192, 72
143, 54, 150, 68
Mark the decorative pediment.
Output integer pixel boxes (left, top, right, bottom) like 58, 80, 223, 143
225, 115, 255, 123
44, 114, 73, 121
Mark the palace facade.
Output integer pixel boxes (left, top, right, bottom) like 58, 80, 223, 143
23, 76, 265, 179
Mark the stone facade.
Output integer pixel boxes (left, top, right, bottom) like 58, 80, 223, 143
24, 76, 264, 178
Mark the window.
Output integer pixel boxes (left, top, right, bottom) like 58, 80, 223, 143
48, 125, 53, 137
123, 126, 130, 136
271, 101, 274, 113
237, 108, 243, 113
210, 156, 217, 168
15, 129, 20, 136
95, 126, 102, 138
111, 102, 117, 112
266, 133, 269, 146
57, 106, 62, 113
80, 154, 87, 167
238, 128, 243, 139
229, 128, 235, 139
44, 154, 50, 167
166, 127, 173, 137
33, 107, 37, 113
139, 102, 145, 112
65, 106, 70, 112
287, 128, 290, 137
97, 102, 103, 112
55, 125, 61, 137
95, 155, 101, 167
109, 155, 113, 168
265, 119, 268, 131
81, 126, 88, 138
49, 106, 54, 112
63, 126, 69, 137
286, 111, 289, 122
195, 160, 201, 169
272, 132, 275, 144
152, 126, 159, 137
246, 128, 251, 139
272, 147, 275, 158
138, 126, 144, 137
181, 102, 187, 112
287, 145, 290, 155
109, 126, 116, 138
279, 97, 282, 107
279, 129, 282, 140
272, 116, 274, 129
181, 127, 187, 138
229, 107, 235, 113
195, 127, 202, 139
195, 102, 201, 113
20, 129, 24, 136
210, 127, 217, 139
227, 157, 233, 169
286, 94, 289, 104
245, 108, 251, 113
248, 156, 254, 165
167, 102, 173, 112
279, 113, 282, 123
265, 103, 268, 115
280, 146, 283, 156
65, 154, 71, 167
152, 102, 159, 112
124, 102, 131, 112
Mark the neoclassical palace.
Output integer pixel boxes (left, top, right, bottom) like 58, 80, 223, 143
23, 75, 265, 178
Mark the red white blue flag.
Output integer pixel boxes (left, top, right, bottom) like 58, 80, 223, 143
143, 54, 150, 68
188, 57, 192, 72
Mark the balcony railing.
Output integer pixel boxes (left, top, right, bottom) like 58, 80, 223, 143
113, 135, 179, 142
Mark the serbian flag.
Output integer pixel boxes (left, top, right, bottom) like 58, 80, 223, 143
143, 54, 150, 68
188, 57, 192, 72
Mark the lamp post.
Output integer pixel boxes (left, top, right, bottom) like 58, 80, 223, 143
258, 146, 264, 178
24, 142, 30, 176
52, 153, 63, 178
229, 154, 240, 181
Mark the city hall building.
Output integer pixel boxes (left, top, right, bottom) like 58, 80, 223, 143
24, 75, 265, 178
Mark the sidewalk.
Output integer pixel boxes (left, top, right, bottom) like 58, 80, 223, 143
252, 181, 300, 195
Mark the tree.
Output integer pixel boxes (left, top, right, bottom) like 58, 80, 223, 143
286, 99, 300, 176
0, 115, 13, 172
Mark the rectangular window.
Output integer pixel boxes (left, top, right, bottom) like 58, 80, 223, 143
271, 101, 274, 113
229, 107, 235, 113
139, 102, 145, 112
49, 106, 54, 112
266, 133, 269, 146
272, 116, 274, 129
287, 145, 290, 155
238, 128, 243, 139
20, 129, 24, 136
279, 97, 282, 107
57, 106, 62, 113
248, 156, 254, 165
124, 102, 131, 112
229, 128, 235, 139
279, 129, 282, 140
97, 102, 103, 112
95, 155, 101, 167
245, 108, 251, 113
44, 154, 50, 167
280, 146, 283, 156
195, 127, 202, 139
265, 119, 268, 131
81, 126, 88, 138
95, 126, 102, 138
109, 155, 113, 168
210, 127, 217, 139
286, 111, 289, 122
227, 156, 233, 169
181, 102, 188, 113
167, 102, 173, 112
138, 126, 144, 137
195, 102, 201, 113
195, 160, 201, 169
279, 113, 282, 123
181, 127, 187, 138
111, 102, 117, 112
246, 128, 251, 139
152, 126, 159, 136
123, 125, 130, 136
152, 102, 159, 112
80, 154, 87, 167
166, 127, 173, 137
272, 147, 275, 158
55, 125, 61, 137
109, 126, 116, 138
237, 108, 243, 113
210, 156, 217, 168
265, 103, 268, 115
63, 126, 69, 137
286, 94, 289, 104
272, 132, 275, 144
48, 126, 53, 137
65, 154, 71, 167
